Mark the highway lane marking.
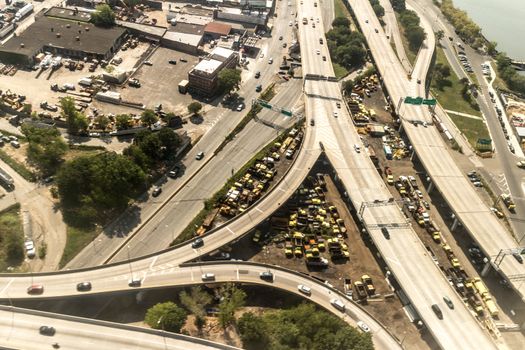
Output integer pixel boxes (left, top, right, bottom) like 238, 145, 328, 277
148, 256, 158, 270
254, 207, 263, 213
227, 227, 235, 235
386, 257, 401, 266
0, 279, 13, 295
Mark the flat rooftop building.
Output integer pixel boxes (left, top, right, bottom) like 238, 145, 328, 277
0, 15, 125, 65
188, 46, 238, 96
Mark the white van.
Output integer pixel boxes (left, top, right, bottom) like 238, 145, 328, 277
330, 298, 346, 311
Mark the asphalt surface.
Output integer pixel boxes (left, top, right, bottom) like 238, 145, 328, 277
67, 1, 302, 268
349, 0, 525, 306
0, 305, 240, 350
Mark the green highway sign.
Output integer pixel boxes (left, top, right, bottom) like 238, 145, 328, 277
281, 109, 292, 117
404, 97, 436, 105
422, 99, 437, 106
404, 97, 423, 105
260, 101, 271, 109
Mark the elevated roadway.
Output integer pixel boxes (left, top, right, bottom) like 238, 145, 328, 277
0, 1, 506, 349
0, 305, 240, 350
348, 0, 525, 300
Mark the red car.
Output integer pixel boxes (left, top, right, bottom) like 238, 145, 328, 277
27, 284, 44, 295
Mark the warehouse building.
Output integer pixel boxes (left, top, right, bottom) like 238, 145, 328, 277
188, 47, 238, 96
0, 12, 125, 65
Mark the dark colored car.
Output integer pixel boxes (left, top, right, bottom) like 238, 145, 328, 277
152, 187, 162, 197
256, 84, 262, 92
76, 282, 92, 292
27, 285, 44, 295
255, 71, 261, 78
168, 60, 177, 65
39, 326, 56, 336
381, 227, 390, 240
513, 252, 523, 264
191, 238, 204, 249
260, 271, 274, 282
432, 304, 443, 320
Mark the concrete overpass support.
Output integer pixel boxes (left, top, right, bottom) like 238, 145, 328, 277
451, 217, 459, 231
426, 181, 434, 194
481, 261, 492, 277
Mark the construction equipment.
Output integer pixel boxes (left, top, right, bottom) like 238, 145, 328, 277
354, 281, 368, 300
361, 275, 376, 295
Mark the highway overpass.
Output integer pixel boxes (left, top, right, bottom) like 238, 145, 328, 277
347, 0, 525, 300
0, 304, 240, 350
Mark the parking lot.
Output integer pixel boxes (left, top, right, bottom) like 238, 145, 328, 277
119, 47, 199, 113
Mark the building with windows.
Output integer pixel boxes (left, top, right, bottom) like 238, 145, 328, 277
188, 47, 238, 96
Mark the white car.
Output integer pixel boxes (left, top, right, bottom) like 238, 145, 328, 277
260, 53, 264, 58
289, 21, 293, 26
315, 49, 320, 55
517, 160, 525, 168
333, 111, 339, 118
357, 321, 370, 333
354, 144, 361, 153
297, 284, 311, 295
201, 273, 215, 281
268, 58, 273, 64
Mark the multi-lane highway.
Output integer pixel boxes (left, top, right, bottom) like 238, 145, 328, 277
0, 305, 240, 350
348, 0, 525, 300
0, 0, 516, 349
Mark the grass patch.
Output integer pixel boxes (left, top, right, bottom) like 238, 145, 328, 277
0, 204, 24, 271
396, 15, 417, 66
448, 114, 489, 147
0, 149, 36, 182
172, 128, 297, 246
333, 63, 349, 79
334, 0, 351, 19
63, 147, 104, 162
431, 48, 482, 117
59, 225, 99, 268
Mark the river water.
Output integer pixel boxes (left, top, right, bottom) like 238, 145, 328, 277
452, 0, 525, 61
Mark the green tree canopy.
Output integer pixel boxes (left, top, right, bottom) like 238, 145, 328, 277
217, 284, 246, 328
218, 68, 242, 95
56, 152, 146, 224
115, 114, 132, 130
390, 0, 406, 12
90, 4, 116, 27
187, 102, 203, 115
94, 115, 110, 131
145, 302, 187, 333
60, 97, 88, 135
141, 109, 158, 127
22, 124, 68, 176
180, 287, 212, 330
332, 17, 350, 28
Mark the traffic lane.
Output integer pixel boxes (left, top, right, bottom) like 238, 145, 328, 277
109, 79, 303, 261
0, 308, 226, 350
306, 78, 490, 348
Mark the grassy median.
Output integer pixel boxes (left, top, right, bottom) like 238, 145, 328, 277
0, 204, 24, 271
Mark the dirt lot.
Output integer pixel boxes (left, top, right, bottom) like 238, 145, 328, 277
227, 159, 436, 350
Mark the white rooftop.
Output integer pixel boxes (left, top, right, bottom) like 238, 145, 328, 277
210, 46, 235, 61
193, 58, 222, 74
163, 31, 202, 47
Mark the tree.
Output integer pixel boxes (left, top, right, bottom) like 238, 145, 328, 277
145, 302, 187, 333
332, 17, 350, 28
372, 4, 385, 18
90, 4, 116, 27
22, 125, 68, 175
134, 130, 163, 161
487, 41, 497, 56
435, 30, 444, 42
123, 144, 151, 171
237, 312, 270, 349
94, 115, 110, 131
406, 25, 426, 51
116, 114, 132, 130
60, 97, 88, 135
157, 128, 181, 157
187, 102, 202, 116
180, 287, 212, 331
218, 68, 242, 95
217, 284, 246, 328
56, 152, 146, 224
141, 109, 158, 127
390, 0, 406, 12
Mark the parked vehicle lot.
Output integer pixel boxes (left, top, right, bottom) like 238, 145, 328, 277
120, 48, 198, 113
